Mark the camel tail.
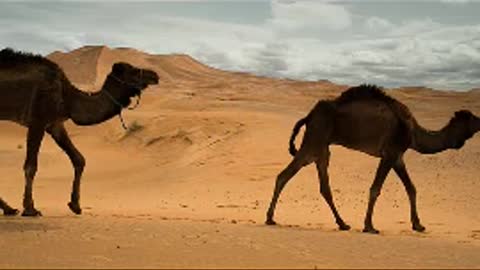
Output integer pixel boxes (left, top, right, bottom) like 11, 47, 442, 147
289, 116, 308, 156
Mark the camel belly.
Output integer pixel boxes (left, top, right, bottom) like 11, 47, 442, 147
331, 101, 400, 157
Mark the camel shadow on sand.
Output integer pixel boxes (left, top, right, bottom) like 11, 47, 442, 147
0, 217, 62, 233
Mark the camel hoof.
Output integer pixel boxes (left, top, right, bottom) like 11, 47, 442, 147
265, 219, 277, 226
21, 208, 42, 217
68, 202, 82, 215
339, 223, 351, 231
4, 208, 19, 216
362, 227, 380, 234
413, 224, 426, 232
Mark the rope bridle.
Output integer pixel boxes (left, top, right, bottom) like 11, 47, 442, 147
105, 70, 144, 130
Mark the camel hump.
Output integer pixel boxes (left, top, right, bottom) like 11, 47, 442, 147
337, 84, 416, 130
336, 84, 394, 105
0, 48, 61, 72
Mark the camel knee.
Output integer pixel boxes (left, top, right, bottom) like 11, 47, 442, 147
75, 156, 85, 170
72, 153, 85, 171
23, 162, 37, 179
404, 183, 416, 196
369, 187, 381, 199
320, 184, 333, 199
273, 174, 288, 192
276, 164, 298, 183
408, 186, 416, 196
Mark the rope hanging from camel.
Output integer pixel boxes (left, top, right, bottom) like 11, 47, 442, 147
103, 89, 141, 130
104, 73, 144, 130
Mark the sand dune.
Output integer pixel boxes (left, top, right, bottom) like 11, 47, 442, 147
0, 46, 479, 268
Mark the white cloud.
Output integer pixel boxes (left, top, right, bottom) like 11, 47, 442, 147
390, 18, 442, 37
268, 0, 352, 37
440, 0, 472, 3
1, 1, 479, 90
365, 17, 394, 32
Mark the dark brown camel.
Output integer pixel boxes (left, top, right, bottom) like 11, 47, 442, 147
0, 48, 159, 216
266, 84, 480, 233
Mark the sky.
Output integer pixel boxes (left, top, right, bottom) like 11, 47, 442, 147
0, 0, 479, 91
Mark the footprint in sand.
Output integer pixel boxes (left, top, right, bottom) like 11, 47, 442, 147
90, 255, 113, 263
470, 230, 480, 240
216, 204, 248, 209
458, 240, 471, 244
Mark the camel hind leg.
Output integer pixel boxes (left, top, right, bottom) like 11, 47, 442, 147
22, 124, 45, 217
315, 148, 350, 231
363, 157, 395, 233
266, 149, 313, 225
0, 198, 19, 216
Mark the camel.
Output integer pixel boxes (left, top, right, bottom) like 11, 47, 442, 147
266, 84, 480, 233
0, 48, 159, 216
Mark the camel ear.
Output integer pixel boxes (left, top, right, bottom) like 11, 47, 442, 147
112, 63, 125, 74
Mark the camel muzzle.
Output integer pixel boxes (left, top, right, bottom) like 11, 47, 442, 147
143, 70, 159, 85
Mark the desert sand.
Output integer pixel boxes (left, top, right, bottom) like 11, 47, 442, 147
1, 45, 480, 268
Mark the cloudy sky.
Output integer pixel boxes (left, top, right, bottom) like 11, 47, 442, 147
1, 0, 479, 90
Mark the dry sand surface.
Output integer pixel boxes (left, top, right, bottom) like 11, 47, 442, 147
1, 45, 480, 268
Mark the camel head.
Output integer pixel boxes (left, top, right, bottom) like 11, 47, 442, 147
110, 62, 159, 98
447, 110, 480, 149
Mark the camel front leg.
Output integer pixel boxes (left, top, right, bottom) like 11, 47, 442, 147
47, 123, 85, 215
363, 157, 394, 233
22, 125, 45, 217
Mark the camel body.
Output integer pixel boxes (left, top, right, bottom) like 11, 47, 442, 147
329, 99, 408, 156
267, 84, 480, 233
0, 48, 159, 216
0, 64, 68, 125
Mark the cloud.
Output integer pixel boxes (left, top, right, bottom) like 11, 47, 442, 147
268, 0, 353, 37
0, 1, 479, 91
263, 13, 480, 90
365, 17, 395, 33
440, 0, 472, 3
247, 42, 290, 77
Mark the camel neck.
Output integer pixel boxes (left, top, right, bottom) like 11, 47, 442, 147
67, 78, 126, 126
411, 121, 453, 154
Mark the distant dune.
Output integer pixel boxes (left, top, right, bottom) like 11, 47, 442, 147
0, 45, 479, 268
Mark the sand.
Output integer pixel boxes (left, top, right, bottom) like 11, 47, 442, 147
1, 45, 480, 268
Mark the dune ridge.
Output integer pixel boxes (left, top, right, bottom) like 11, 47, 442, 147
0, 45, 479, 268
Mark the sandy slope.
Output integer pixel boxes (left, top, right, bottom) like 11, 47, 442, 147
1, 46, 480, 268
